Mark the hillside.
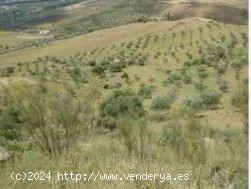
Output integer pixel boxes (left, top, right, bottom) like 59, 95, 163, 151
0, 17, 247, 65
0, 0, 247, 55
0, 1, 248, 189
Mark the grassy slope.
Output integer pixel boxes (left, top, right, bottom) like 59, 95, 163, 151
0, 15, 248, 188
0, 17, 245, 65
0, 17, 247, 128
0, 0, 247, 55
0, 18, 196, 64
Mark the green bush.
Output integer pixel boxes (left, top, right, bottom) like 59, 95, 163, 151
88, 60, 96, 66
162, 117, 207, 165
0, 106, 22, 140
184, 58, 206, 67
137, 58, 146, 66
69, 67, 81, 76
216, 61, 228, 74
218, 80, 228, 92
207, 45, 227, 61
118, 118, 151, 160
121, 72, 129, 79
197, 66, 209, 78
136, 16, 149, 23
183, 96, 204, 110
200, 89, 221, 107
167, 72, 182, 85
194, 81, 208, 91
14, 87, 94, 156
109, 63, 124, 73
151, 94, 174, 110
68, 67, 86, 83
231, 80, 248, 132
6, 67, 14, 74
99, 89, 144, 130
182, 74, 192, 84
92, 65, 107, 75
137, 85, 152, 99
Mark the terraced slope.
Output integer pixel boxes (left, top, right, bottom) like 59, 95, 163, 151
0, 17, 247, 128
0, 17, 246, 65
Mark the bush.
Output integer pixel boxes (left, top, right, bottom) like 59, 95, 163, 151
167, 72, 182, 85
200, 89, 221, 108
137, 58, 145, 66
194, 81, 207, 91
109, 63, 123, 73
0, 106, 22, 141
118, 118, 151, 160
121, 72, 129, 79
184, 58, 206, 67
151, 94, 174, 110
162, 117, 207, 165
231, 80, 248, 132
19, 90, 93, 156
216, 61, 227, 74
99, 89, 144, 130
137, 85, 152, 99
207, 45, 227, 61
197, 66, 209, 78
218, 80, 228, 93
92, 65, 107, 75
6, 67, 14, 74
68, 67, 86, 83
182, 74, 192, 84
88, 60, 96, 66
137, 16, 149, 23
183, 96, 204, 110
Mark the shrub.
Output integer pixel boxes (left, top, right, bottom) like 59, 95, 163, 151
137, 58, 145, 66
99, 89, 144, 130
182, 74, 192, 84
194, 81, 207, 91
6, 67, 14, 74
109, 63, 123, 73
197, 66, 209, 78
0, 106, 22, 141
216, 61, 227, 74
200, 89, 221, 108
92, 65, 106, 75
218, 80, 228, 93
207, 45, 227, 61
88, 60, 96, 66
231, 80, 248, 132
118, 118, 151, 160
19, 90, 93, 156
151, 94, 174, 110
183, 96, 204, 110
121, 72, 129, 79
184, 58, 206, 67
161, 117, 207, 165
69, 67, 81, 76
137, 85, 152, 99
68, 67, 85, 83
137, 16, 149, 23
167, 72, 182, 84
231, 60, 242, 69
